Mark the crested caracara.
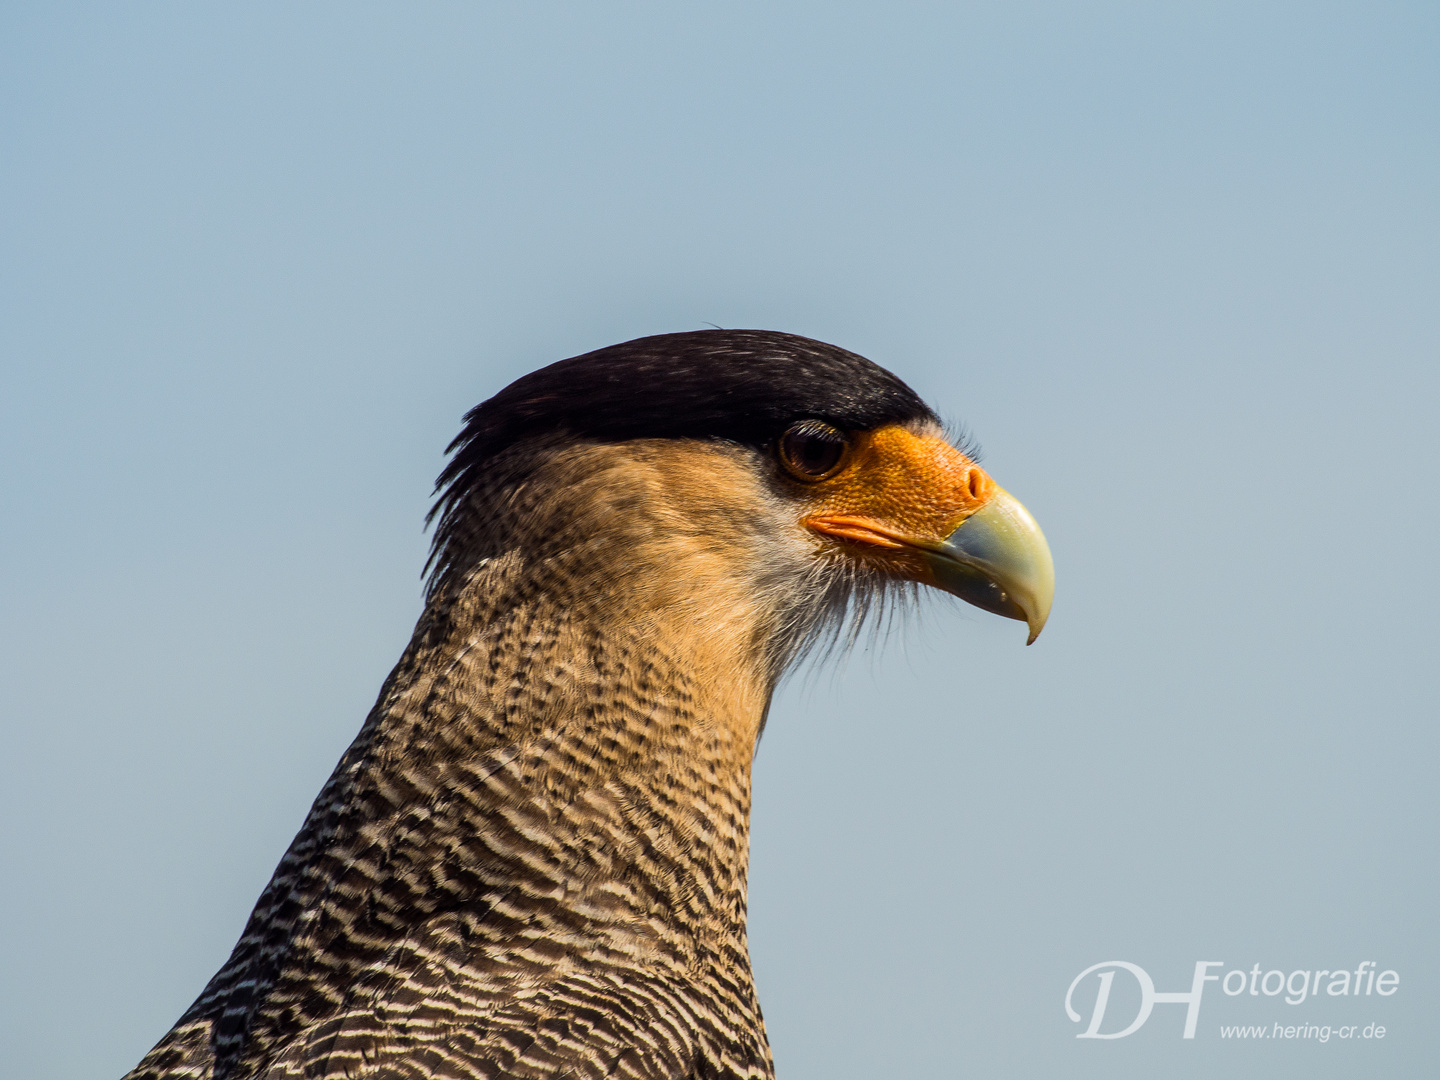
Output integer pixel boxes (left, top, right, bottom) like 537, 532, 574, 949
126, 329, 1053, 1080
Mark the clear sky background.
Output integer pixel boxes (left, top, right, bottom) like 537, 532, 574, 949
2, 4, 1436, 1078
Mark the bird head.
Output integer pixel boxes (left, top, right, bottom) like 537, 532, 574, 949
426, 330, 1053, 681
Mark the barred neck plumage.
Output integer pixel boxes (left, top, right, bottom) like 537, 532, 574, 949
128, 437, 840, 1080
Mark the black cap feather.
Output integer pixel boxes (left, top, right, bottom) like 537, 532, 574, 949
427, 329, 936, 586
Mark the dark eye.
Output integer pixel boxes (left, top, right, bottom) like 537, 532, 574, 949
778, 420, 849, 480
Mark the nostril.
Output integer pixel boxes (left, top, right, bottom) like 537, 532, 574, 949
966, 469, 985, 501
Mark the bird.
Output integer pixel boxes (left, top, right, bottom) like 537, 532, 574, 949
124, 329, 1053, 1080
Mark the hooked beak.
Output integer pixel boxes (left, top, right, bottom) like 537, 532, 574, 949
922, 487, 1054, 644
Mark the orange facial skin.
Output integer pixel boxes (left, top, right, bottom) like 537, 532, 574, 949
798, 423, 994, 580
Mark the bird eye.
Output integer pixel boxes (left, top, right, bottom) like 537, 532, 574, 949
778, 420, 849, 481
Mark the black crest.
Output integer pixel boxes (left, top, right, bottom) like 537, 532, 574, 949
427, 329, 936, 584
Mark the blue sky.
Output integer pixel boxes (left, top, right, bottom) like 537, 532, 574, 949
2, 4, 1437, 1077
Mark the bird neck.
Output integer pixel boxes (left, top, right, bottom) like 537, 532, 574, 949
363, 439, 808, 943
404, 563, 764, 894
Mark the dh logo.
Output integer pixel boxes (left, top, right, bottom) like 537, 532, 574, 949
1065, 961, 1223, 1039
